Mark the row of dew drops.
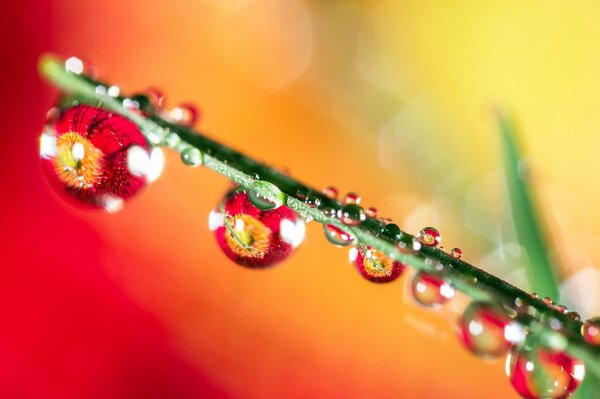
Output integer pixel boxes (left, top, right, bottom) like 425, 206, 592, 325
62, 56, 600, 399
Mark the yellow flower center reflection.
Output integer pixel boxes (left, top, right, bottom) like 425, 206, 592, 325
224, 213, 272, 259
54, 132, 103, 188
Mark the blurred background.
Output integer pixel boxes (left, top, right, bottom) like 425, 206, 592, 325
2, 0, 600, 397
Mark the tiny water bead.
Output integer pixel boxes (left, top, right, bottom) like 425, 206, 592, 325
380, 223, 402, 242
582, 317, 600, 346
40, 105, 159, 211
248, 180, 287, 210
338, 204, 366, 226
169, 103, 200, 126
180, 146, 203, 167
322, 186, 338, 199
349, 246, 405, 283
365, 207, 378, 218
506, 345, 585, 399
459, 302, 512, 358
344, 192, 361, 205
209, 189, 305, 268
323, 224, 355, 247
450, 248, 462, 259
417, 227, 441, 247
410, 271, 455, 308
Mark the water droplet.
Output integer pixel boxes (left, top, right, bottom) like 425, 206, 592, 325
145, 88, 166, 108
65, 56, 84, 74
248, 180, 287, 210
450, 248, 462, 259
459, 302, 512, 358
380, 223, 402, 242
417, 227, 441, 247
209, 189, 304, 268
322, 186, 338, 199
305, 195, 321, 208
349, 246, 405, 283
531, 293, 539, 300
365, 207, 378, 218
344, 192, 361, 205
323, 224, 355, 247
107, 85, 120, 98
556, 305, 568, 314
543, 297, 554, 306
568, 311, 581, 322
582, 317, 600, 345
410, 271, 455, 308
181, 147, 203, 167
322, 207, 337, 218
40, 105, 151, 212
337, 204, 366, 226
164, 132, 181, 148
170, 103, 200, 126
296, 186, 310, 201
506, 345, 585, 399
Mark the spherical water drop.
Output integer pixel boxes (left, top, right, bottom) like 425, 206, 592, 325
506, 345, 585, 399
322, 186, 338, 199
582, 317, 600, 346
40, 105, 151, 212
410, 271, 455, 308
296, 186, 310, 201
170, 103, 200, 126
349, 246, 405, 283
247, 180, 286, 210
365, 207, 378, 218
380, 223, 402, 242
344, 192, 361, 205
568, 311, 581, 322
181, 147, 203, 167
323, 224, 355, 247
450, 248, 463, 259
209, 189, 305, 268
459, 302, 512, 358
417, 227, 441, 247
337, 204, 366, 226
305, 195, 321, 208
145, 88, 166, 108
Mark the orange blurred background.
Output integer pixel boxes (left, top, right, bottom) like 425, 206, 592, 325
3, 0, 600, 398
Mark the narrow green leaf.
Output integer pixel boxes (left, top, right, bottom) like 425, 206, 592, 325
497, 111, 560, 300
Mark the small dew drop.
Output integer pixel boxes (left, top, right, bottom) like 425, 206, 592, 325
170, 103, 200, 127
568, 311, 581, 322
337, 204, 366, 226
323, 224, 355, 247
365, 207, 378, 218
417, 227, 441, 247
450, 248, 462, 259
380, 223, 402, 242
582, 317, 600, 345
107, 85, 120, 98
180, 147, 203, 167
344, 192, 361, 205
145, 88, 166, 108
459, 302, 512, 358
296, 187, 310, 201
65, 56, 84, 74
410, 271, 455, 308
350, 245, 406, 283
305, 195, 321, 208
248, 180, 286, 210
322, 186, 338, 199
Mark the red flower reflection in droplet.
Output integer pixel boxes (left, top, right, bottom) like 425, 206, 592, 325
40, 105, 152, 212
210, 190, 305, 268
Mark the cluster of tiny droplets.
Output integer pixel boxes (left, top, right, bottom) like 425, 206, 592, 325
52, 57, 600, 399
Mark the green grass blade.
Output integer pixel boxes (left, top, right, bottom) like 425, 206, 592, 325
497, 111, 559, 300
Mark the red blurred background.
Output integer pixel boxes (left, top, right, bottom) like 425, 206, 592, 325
4, 0, 600, 398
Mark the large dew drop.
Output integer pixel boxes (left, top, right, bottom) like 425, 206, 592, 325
349, 246, 405, 283
459, 302, 513, 358
410, 271, 455, 308
323, 224, 355, 247
506, 345, 585, 399
209, 189, 305, 268
338, 204, 366, 226
40, 105, 155, 212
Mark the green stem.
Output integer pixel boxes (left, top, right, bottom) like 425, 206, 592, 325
39, 54, 600, 379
